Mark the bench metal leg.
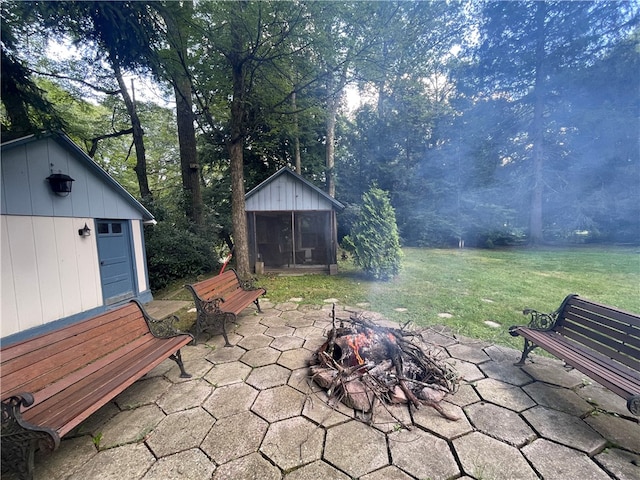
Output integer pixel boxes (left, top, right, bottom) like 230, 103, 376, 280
628, 396, 640, 416
1, 395, 59, 480
514, 338, 538, 366
254, 298, 262, 313
169, 350, 191, 378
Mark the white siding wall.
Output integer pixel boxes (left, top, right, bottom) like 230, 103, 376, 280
1, 215, 102, 337
131, 220, 148, 293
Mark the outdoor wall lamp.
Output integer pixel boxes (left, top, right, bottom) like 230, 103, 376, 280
47, 173, 75, 196
78, 223, 91, 237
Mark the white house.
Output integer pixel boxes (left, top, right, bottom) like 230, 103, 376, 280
1, 132, 155, 344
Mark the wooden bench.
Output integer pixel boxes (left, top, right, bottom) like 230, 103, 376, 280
185, 269, 266, 346
509, 294, 640, 415
1, 300, 193, 480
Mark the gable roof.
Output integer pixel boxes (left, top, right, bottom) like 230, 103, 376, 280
245, 167, 344, 210
1, 131, 154, 222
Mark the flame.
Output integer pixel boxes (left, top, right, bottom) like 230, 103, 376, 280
346, 332, 371, 365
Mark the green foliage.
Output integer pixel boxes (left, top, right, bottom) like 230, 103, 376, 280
343, 186, 402, 280
144, 222, 218, 291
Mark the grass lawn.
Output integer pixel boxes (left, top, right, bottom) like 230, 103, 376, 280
160, 246, 640, 350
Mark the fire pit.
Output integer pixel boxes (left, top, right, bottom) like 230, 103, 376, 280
309, 307, 460, 423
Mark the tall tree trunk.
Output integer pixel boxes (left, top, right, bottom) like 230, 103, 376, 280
112, 60, 152, 202
160, 1, 203, 226
292, 90, 301, 174
325, 95, 337, 198
529, 2, 547, 245
228, 9, 251, 278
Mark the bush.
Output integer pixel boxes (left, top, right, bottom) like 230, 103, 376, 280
145, 222, 218, 291
343, 186, 403, 280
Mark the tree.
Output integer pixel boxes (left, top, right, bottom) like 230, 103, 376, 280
469, 1, 638, 244
344, 185, 402, 280
191, 1, 317, 277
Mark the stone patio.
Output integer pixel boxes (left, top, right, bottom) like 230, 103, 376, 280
7, 299, 639, 480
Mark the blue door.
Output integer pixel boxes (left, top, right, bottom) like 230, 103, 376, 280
97, 220, 135, 305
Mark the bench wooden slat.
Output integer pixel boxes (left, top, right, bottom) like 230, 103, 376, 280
562, 305, 640, 349
509, 294, 640, 415
514, 329, 640, 398
1, 304, 141, 362
185, 269, 265, 346
25, 335, 190, 436
1, 300, 193, 478
2, 318, 150, 397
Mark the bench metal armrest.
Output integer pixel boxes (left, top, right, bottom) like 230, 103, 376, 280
131, 300, 194, 342
202, 297, 225, 315
521, 308, 559, 331
239, 277, 266, 294
1, 392, 60, 453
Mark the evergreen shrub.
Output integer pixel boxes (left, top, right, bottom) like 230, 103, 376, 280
343, 186, 403, 280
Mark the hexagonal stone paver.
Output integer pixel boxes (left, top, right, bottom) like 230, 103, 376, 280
115, 377, 171, 410
32, 435, 97, 480
465, 402, 536, 447
202, 383, 258, 419
447, 343, 490, 364
369, 403, 411, 433
260, 315, 289, 328
521, 438, 611, 480
237, 334, 272, 350
523, 382, 594, 416
98, 404, 165, 449
146, 408, 214, 458
303, 335, 327, 352
453, 432, 538, 480
389, 428, 459, 480
265, 325, 295, 337
360, 465, 415, 480
141, 448, 215, 480
271, 335, 305, 351
474, 378, 536, 412
446, 383, 481, 407
478, 360, 532, 386
324, 421, 389, 478
412, 402, 472, 439
156, 379, 213, 414
252, 385, 306, 422
594, 448, 640, 480
522, 406, 606, 454
302, 393, 352, 427
283, 459, 350, 479
246, 364, 291, 389
204, 360, 252, 387
522, 362, 586, 389
260, 417, 325, 471
446, 358, 485, 382
240, 346, 281, 367
201, 411, 268, 464
206, 345, 246, 364
68, 443, 154, 480
577, 383, 630, 416
234, 323, 267, 337
277, 348, 311, 370
585, 413, 640, 454
211, 452, 280, 480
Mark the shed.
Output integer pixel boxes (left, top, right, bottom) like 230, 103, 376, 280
1, 132, 155, 344
245, 167, 344, 274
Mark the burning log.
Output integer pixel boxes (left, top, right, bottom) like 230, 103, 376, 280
309, 308, 460, 421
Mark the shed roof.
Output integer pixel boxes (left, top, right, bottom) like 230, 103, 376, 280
1, 131, 154, 222
245, 167, 344, 211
